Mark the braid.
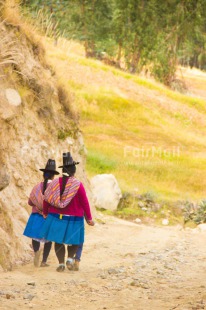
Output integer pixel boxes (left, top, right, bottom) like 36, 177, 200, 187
61, 166, 76, 196
43, 177, 49, 194
43, 171, 55, 194
61, 175, 68, 196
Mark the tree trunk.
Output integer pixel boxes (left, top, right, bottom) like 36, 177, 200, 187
117, 41, 122, 68
130, 35, 140, 73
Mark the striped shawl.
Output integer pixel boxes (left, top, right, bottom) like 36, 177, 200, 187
29, 182, 44, 211
44, 177, 80, 209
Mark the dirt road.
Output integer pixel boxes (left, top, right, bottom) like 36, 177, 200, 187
1, 216, 206, 310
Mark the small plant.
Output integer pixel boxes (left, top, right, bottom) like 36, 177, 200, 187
182, 200, 206, 226
195, 200, 206, 224
57, 128, 77, 140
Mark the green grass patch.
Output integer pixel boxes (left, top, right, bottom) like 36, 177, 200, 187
86, 150, 117, 174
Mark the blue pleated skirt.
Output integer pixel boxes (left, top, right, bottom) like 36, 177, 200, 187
39, 213, 84, 245
23, 213, 46, 240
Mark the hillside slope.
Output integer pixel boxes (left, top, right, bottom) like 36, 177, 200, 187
0, 5, 94, 270
43, 39, 206, 202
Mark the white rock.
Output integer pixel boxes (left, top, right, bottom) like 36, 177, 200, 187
162, 219, 169, 226
66, 137, 74, 145
5, 89, 22, 106
134, 218, 142, 224
90, 174, 122, 211
197, 224, 206, 232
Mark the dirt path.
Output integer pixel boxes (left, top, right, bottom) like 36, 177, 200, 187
1, 217, 206, 310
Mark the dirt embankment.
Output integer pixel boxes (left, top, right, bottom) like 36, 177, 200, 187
1, 217, 206, 310
0, 11, 93, 270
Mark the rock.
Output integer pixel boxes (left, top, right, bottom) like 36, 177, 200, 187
17, 179, 24, 187
23, 294, 35, 300
197, 224, 206, 232
90, 174, 122, 211
152, 203, 161, 212
5, 89, 22, 107
138, 201, 144, 208
130, 280, 149, 289
162, 219, 169, 225
107, 268, 124, 275
13, 172, 21, 181
79, 282, 88, 288
134, 218, 142, 224
27, 282, 36, 286
66, 137, 74, 146
0, 166, 10, 191
0, 89, 21, 121
6, 293, 15, 299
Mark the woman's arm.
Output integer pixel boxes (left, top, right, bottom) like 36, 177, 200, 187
43, 200, 50, 218
78, 183, 93, 221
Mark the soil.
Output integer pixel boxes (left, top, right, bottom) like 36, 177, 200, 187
1, 216, 206, 310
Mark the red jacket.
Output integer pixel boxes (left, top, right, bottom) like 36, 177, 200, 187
43, 178, 92, 220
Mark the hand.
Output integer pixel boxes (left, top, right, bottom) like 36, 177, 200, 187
87, 220, 95, 226
43, 214, 47, 219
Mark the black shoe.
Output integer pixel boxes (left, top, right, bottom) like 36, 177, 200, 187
56, 265, 65, 272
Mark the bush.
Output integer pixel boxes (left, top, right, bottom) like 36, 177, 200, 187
182, 200, 206, 225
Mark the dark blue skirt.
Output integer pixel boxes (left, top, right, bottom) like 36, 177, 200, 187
23, 213, 46, 240
39, 214, 84, 245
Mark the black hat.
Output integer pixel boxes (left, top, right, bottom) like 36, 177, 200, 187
39, 159, 60, 175
58, 152, 79, 168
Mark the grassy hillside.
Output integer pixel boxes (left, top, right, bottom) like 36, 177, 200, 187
43, 38, 206, 202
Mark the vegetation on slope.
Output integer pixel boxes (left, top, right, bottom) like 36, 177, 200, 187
43, 39, 206, 205
21, 0, 206, 86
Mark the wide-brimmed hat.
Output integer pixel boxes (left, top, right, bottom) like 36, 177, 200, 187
39, 159, 59, 175
58, 152, 79, 168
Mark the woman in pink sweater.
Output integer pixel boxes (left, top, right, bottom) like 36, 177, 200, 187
39, 152, 94, 272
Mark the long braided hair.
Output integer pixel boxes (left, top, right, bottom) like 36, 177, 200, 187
61, 165, 76, 196
43, 171, 55, 194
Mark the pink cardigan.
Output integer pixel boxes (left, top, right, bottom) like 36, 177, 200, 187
43, 178, 92, 221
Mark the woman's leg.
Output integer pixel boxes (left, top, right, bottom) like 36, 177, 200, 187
32, 239, 40, 252
75, 243, 84, 262
41, 242, 52, 265
32, 239, 41, 267
66, 245, 79, 270
73, 243, 84, 271
54, 243, 65, 264
55, 243, 66, 272
67, 245, 79, 258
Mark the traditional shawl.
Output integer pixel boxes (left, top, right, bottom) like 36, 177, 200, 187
29, 182, 44, 211
44, 177, 80, 209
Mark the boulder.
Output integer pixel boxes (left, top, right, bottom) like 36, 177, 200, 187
90, 174, 122, 211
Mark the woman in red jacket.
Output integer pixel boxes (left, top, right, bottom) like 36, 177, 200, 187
39, 152, 94, 272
